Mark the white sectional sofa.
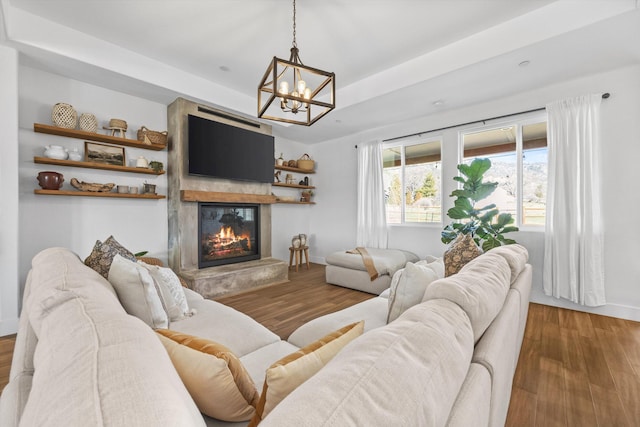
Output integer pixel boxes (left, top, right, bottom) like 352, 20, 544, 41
0, 244, 531, 427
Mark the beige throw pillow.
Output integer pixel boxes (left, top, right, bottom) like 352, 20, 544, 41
156, 329, 259, 422
108, 254, 168, 329
248, 321, 365, 426
387, 259, 443, 323
443, 233, 482, 277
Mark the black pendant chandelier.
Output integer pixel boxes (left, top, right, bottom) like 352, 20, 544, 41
257, 0, 335, 126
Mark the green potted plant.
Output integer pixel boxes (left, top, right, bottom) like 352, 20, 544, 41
441, 158, 518, 251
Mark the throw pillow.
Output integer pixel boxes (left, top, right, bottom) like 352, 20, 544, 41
107, 254, 168, 329
443, 233, 482, 277
84, 235, 136, 278
248, 321, 365, 426
156, 329, 259, 422
139, 262, 190, 321
386, 259, 443, 323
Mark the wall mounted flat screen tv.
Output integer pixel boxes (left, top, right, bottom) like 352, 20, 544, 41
188, 114, 274, 183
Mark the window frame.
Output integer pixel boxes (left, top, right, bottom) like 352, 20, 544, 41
382, 136, 443, 227
457, 112, 547, 231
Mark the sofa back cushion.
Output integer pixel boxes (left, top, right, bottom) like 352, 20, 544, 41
387, 258, 443, 323
423, 250, 511, 343
260, 299, 473, 427
21, 248, 204, 426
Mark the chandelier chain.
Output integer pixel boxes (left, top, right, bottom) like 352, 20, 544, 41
292, 0, 297, 48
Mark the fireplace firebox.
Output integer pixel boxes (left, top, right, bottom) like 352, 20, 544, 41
198, 203, 260, 268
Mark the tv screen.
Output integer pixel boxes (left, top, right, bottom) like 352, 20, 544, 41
188, 114, 274, 183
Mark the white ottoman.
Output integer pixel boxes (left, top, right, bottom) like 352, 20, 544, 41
325, 248, 419, 295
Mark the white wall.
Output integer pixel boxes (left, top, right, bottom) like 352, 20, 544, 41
271, 136, 315, 262
0, 46, 20, 335
17, 66, 169, 296
308, 64, 640, 321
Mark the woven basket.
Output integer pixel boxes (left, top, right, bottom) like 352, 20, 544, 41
297, 153, 315, 171
137, 126, 168, 146
51, 103, 77, 129
109, 118, 128, 130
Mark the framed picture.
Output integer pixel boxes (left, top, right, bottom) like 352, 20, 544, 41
84, 141, 125, 166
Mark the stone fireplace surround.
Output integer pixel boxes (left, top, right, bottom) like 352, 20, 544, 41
167, 98, 288, 298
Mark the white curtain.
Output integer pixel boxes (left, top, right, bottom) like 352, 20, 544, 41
543, 94, 605, 306
356, 140, 388, 248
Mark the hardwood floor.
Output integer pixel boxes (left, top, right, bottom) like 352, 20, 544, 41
1, 263, 639, 426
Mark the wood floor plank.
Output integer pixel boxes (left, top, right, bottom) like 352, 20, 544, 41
563, 368, 597, 427
559, 328, 587, 373
505, 386, 537, 427
535, 357, 567, 427
590, 383, 630, 427
513, 335, 540, 394
609, 368, 640, 424
580, 337, 617, 390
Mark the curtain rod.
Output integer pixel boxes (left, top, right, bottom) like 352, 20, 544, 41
380, 92, 610, 144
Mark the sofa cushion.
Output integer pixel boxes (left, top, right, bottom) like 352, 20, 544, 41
108, 254, 169, 329
387, 258, 443, 323
250, 321, 364, 426
156, 329, 259, 422
423, 250, 511, 342
170, 298, 281, 358
484, 244, 529, 283
443, 233, 482, 277
260, 300, 473, 427
287, 297, 387, 348
22, 284, 204, 427
140, 261, 190, 321
84, 235, 136, 278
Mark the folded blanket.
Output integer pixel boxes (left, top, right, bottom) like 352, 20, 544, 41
346, 247, 379, 281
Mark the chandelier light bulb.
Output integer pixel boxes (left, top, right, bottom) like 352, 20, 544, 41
297, 80, 306, 95
279, 81, 289, 95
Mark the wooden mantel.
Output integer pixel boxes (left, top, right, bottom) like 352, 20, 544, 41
180, 190, 277, 204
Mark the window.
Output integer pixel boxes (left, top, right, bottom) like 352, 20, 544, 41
383, 139, 442, 224
461, 118, 547, 227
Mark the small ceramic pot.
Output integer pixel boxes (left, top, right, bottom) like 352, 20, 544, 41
142, 183, 156, 194
37, 171, 64, 190
68, 148, 82, 161
136, 156, 149, 168
117, 185, 129, 193
292, 236, 301, 249
299, 234, 307, 246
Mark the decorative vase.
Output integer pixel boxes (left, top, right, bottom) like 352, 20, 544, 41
299, 234, 307, 246
292, 235, 301, 249
79, 113, 98, 133
51, 103, 77, 129
37, 171, 64, 190
276, 153, 284, 166
43, 145, 68, 160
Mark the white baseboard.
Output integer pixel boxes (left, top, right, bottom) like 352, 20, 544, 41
530, 293, 640, 322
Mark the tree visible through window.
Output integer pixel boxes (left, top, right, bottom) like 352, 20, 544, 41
462, 119, 547, 227
383, 139, 442, 224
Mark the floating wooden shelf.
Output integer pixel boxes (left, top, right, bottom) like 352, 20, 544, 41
34, 189, 165, 199
274, 165, 315, 174
275, 200, 316, 205
272, 182, 315, 190
34, 156, 165, 175
34, 123, 166, 151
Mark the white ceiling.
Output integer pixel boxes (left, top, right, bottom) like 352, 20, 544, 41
2, 0, 640, 143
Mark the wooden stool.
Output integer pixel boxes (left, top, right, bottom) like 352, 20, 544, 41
289, 246, 310, 272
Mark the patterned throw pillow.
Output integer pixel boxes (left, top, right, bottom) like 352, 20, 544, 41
140, 262, 190, 321
84, 235, 136, 278
443, 233, 482, 277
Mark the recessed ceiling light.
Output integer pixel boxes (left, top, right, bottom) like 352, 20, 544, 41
433, 99, 444, 107
219, 65, 230, 72
518, 60, 530, 67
